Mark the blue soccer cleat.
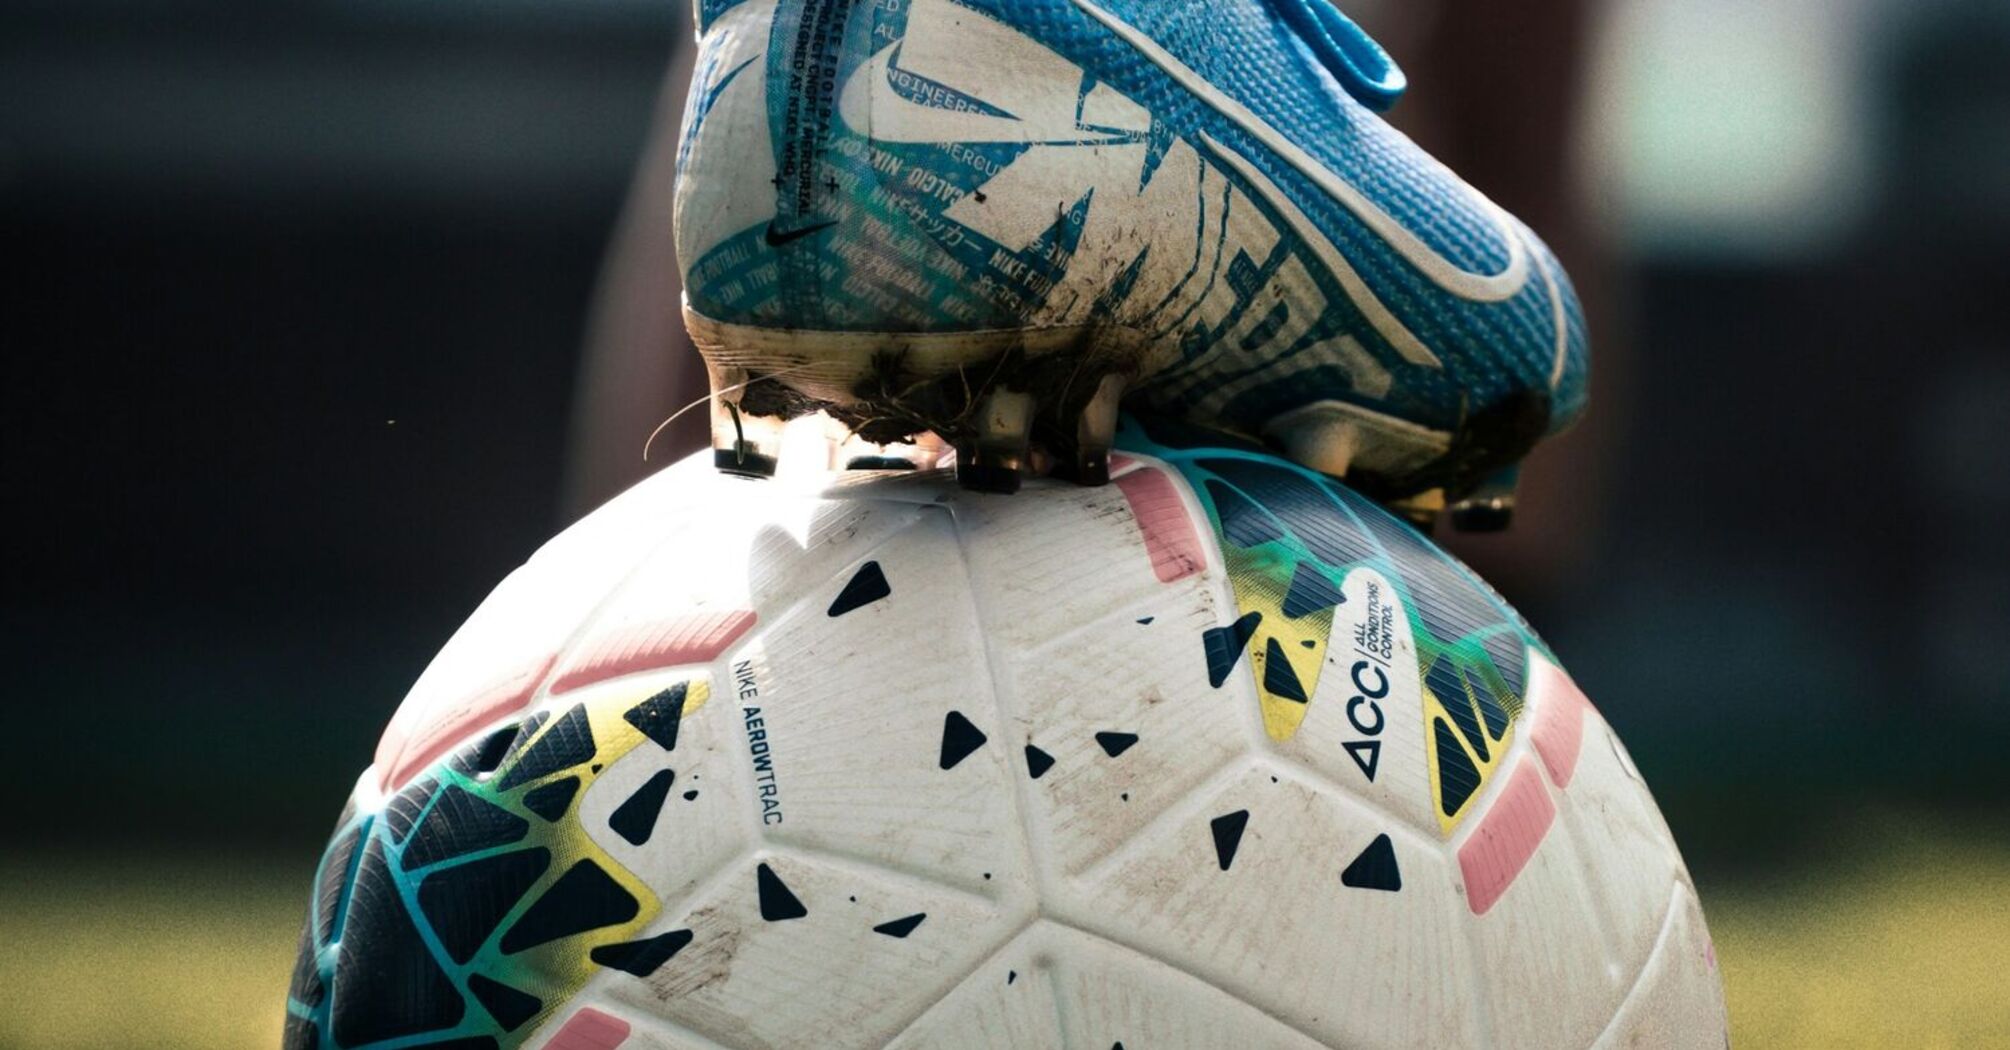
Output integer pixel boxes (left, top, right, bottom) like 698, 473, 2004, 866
675, 0, 1588, 520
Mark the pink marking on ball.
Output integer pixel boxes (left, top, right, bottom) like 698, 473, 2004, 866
1526, 656, 1594, 789
551, 609, 757, 695
1459, 758, 1558, 915
542, 1006, 631, 1049
1115, 467, 1206, 584
375, 654, 554, 795
1107, 452, 1141, 478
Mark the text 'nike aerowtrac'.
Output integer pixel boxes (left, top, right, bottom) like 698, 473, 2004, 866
675, 0, 1588, 525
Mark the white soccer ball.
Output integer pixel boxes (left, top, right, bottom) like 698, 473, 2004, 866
284, 425, 1728, 1050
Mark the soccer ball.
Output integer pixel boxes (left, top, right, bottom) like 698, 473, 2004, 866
284, 420, 1727, 1049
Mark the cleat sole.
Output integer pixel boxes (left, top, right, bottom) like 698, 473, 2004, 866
689, 309, 1548, 529
691, 307, 1144, 492
846, 456, 921, 472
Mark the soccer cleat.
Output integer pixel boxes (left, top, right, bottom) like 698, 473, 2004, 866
676, 0, 1589, 507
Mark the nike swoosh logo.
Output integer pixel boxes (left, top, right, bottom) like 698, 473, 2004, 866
764, 220, 839, 247
1071, 0, 1530, 305
839, 37, 1135, 146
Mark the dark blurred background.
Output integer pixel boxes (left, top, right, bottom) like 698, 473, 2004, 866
4, 0, 2008, 1045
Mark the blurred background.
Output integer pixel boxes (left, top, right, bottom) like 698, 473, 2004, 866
4, 0, 2008, 1045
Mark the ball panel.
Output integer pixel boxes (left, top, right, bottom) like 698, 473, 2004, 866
568, 680, 756, 914
1054, 767, 1484, 1050
1590, 885, 1727, 1050
748, 512, 1029, 896
1524, 658, 1593, 790
1040, 922, 1335, 1050
1461, 770, 1630, 1050
952, 472, 1228, 658
1268, 565, 1442, 838
535, 1005, 639, 1050
1512, 655, 1693, 1007
997, 590, 1251, 881
371, 560, 573, 798
1119, 437, 1552, 843
884, 930, 1066, 1050
294, 686, 721, 1047
600, 853, 1033, 1049
1111, 465, 1211, 584
1456, 758, 1559, 917
1548, 716, 1689, 1000
890, 921, 1339, 1050
375, 461, 718, 795
741, 496, 936, 618
553, 612, 758, 699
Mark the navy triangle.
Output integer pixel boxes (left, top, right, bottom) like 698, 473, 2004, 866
940, 711, 989, 770
873, 913, 927, 939
828, 561, 892, 617
1341, 833, 1402, 892
756, 862, 807, 921
1211, 810, 1250, 871
1282, 562, 1344, 619
1204, 612, 1264, 688
1262, 638, 1309, 703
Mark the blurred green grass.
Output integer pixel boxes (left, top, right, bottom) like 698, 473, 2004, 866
0, 855, 305, 1050
1701, 818, 2010, 1048
4, 819, 2007, 1049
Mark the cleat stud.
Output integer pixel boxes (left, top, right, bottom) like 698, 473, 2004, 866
1262, 408, 1361, 481
957, 388, 1037, 494
1449, 467, 1520, 533
1449, 497, 1514, 533
1027, 445, 1055, 479
714, 446, 780, 477
1070, 451, 1112, 488
707, 365, 786, 478
813, 414, 851, 472
1070, 374, 1127, 487
956, 460, 1023, 495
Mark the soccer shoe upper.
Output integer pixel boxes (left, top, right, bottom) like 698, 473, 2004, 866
676, 0, 1590, 483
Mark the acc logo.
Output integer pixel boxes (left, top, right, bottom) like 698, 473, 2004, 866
1344, 658, 1388, 781
1341, 575, 1401, 782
